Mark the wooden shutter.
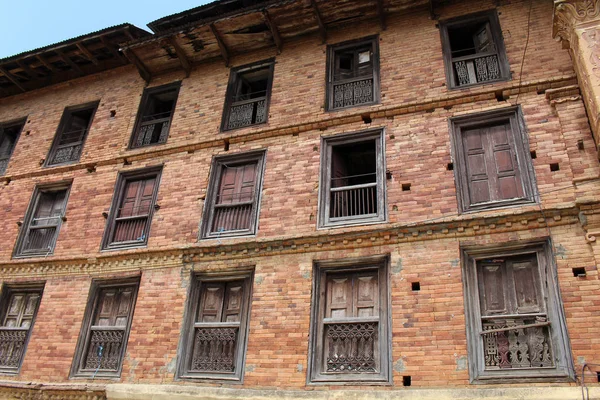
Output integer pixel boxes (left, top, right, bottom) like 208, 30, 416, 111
211, 163, 257, 233
94, 286, 135, 328
473, 22, 493, 53
325, 271, 379, 319
197, 281, 244, 323
3, 293, 40, 328
462, 122, 524, 206
23, 190, 66, 253
509, 257, 543, 314
113, 176, 157, 243
478, 261, 508, 316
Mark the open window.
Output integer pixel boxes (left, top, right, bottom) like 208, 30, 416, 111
71, 278, 139, 378
327, 36, 379, 111
46, 102, 97, 166
101, 167, 162, 250
0, 283, 44, 374
308, 256, 391, 384
14, 183, 70, 258
177, 271, 253, 381
0, 119, 25, 175
200, 150, 266, 239
440, 10, 510, 88
319, 130, 386, 228
462, 241, 574, 383
222, 60, 274, 131
130, 83, 180, 149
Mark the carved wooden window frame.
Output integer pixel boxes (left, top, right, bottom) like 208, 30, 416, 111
439, 9, 510, 89
0, 118, 26, 176
129, 82, 180, 149
0, 283, 44, 375
461, 240, 574, 383
450, 106, 537, 213
101, 166, 162, 251
70, 277, 139, 379
13, 181, 71, 258
200, 150, 266, 239
221, 59, 275, 131
307, 255, 391, 385
326, 36, 380, 111
176, 269, 253, 382
318, 129, 387, 229
45, 101, 98, 167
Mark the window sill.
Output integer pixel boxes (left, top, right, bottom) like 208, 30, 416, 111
471, 370, 574, 384
448, 76, 511, 91
308, 374, 391, 386
101, 242, 148, 252
318, 215, 387, 230
327, 100, 379, 113
460, 197, 537, 214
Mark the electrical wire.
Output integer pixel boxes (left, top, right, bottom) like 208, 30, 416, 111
512, 0, 534, 107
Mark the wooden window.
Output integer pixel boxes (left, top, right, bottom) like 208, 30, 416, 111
462, 242, 574, 383
0, 283, 44, 374
221, 59, 274, 131
129, 82, 180, 149
0, 119, 25, 176
14, 183, 70, 258
440, 10, 510, 89
71, 278, 139, 378
308, 256, 390, 384
102, 167, 161, 250
200, 150, 266, 239
450, 107, 536, 213
327, 36, 379, 111
319, 130, 386, 228
45, 102, 97, 166
177, 271, 253, 381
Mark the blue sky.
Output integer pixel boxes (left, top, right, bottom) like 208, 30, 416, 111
0, 0, 213, 58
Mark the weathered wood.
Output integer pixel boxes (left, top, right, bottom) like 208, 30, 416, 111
122, 48, 152, 83
76, 43, 99, 65
54, 49, 84, 76
263, 10, 283, 53
167, 37, 192, 77
36, 55, 55, 71
210, 24, 230, 66
102, 37, 127, 65
310, 0, 327, 43
0, 66, 26, 92
15, 60, 38, 79
377, 0, 387, 30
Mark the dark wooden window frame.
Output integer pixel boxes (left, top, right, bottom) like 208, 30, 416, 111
307, 255, 391, 385
0, 282, 45, 375
200, 150, 267, 239
70, 277, 139, 379
450, 106, 537, 213
318, 129, 387, 229
101, 166, 162, 251
0, 117, 26, 176
13, 181, 72, 258
326, 35, 380, 111
176, 269, 254, 382
221, 59, 275, 132
128, 82, 181, 149
461, 240, 574, 383
44, 101, 99, 167
440, 9, 511, 90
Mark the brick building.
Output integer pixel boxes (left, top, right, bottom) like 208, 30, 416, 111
0, 0, 599, 398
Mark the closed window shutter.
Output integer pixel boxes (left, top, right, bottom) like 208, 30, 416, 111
23, 190, 66, 253
211, 163, 257, 233
113, 177, 156, 243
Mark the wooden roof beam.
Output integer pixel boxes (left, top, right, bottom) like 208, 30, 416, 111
55, 49, 84, 76
210, 24, 230, 66
264, 10, 283, 54
310, 0, 327, 44
101, 36, 127, 65
377, 0, 387, 31
167, 37, 192, 77
36, 55, 55, 72
122, 48, 151, 84
76, 43, 99, 65
15, 60, 37, 79
0, 66, 26, 92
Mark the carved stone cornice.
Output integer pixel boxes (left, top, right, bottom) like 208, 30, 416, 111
553, 0, 600, 43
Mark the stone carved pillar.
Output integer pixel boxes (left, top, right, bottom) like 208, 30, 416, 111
553, 0, 600, 154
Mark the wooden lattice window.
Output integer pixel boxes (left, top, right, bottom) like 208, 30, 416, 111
462, 242, 574, 383
308, 257, 390, 384
71, 278, 139, 378
45, 102, 97, 166
319, 130, 386, 228
440, 10, 510, 89
221, 59, 274, 131
102, 167, 161, 250
14, 183, 70, 258
450, 107, 536, 213
129, 82, 180, 149
327, 36, 379, 111
200, 150, 266, 239
0, 119, 25, 176
177, 272, 252, 381
0, 284, 44, 374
